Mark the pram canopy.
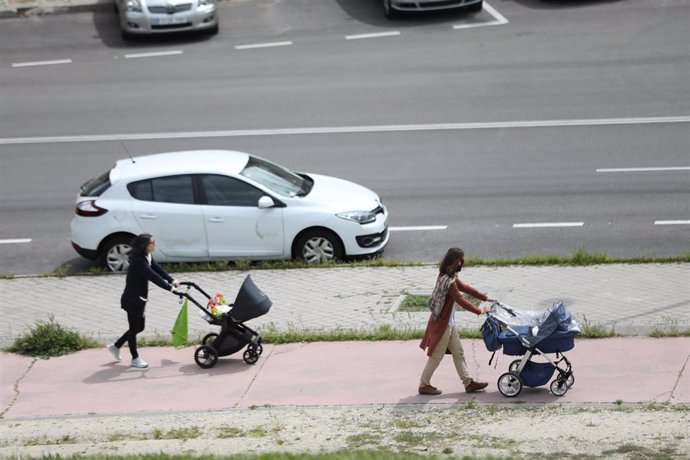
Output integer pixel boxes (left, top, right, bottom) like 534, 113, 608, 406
230, 275, 272, 322
491, 301, 581, 349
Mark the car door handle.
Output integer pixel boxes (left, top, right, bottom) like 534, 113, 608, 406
140, 214, 158, 220
207, 217, 225, 223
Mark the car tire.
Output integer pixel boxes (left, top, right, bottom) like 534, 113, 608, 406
121, 30, 135, 41
294, 229, 344, 264
467, 0, 483, 12
383, 0, 398, 19
100, 235, 134, 272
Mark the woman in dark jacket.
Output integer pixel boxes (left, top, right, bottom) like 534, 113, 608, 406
418, 247, 495, 395
106, 234, 178, 368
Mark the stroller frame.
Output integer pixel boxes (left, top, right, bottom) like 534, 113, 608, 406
177, 280, 265, 368
489, 302, 575, 397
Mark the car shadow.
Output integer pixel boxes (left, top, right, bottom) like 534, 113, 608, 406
90, 3, 216, 49
509, 0, 624, 9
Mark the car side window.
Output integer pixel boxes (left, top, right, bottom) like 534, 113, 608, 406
127, 175, 195, 204
201, 174, 264, 207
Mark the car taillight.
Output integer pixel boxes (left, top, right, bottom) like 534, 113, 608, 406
76, 200, 108, 217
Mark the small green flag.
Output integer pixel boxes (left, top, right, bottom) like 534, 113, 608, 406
172, 299, 188, 347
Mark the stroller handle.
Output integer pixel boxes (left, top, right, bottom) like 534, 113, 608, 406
175, 281, 212, 300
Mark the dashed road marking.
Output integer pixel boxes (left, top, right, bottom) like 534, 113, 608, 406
12, 59, 72, 68
654, 220, 690, 225
124, 50, 184, 59
513, 222, 584, 228
235, 41, 293, 50
390, 226, 448, 231
0, 238, 32, 244
596, 166, 690, 173
346, 31, 401, 40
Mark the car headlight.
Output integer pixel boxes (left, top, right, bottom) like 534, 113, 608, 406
126, 0, 142, 11
336, 211, 377, 225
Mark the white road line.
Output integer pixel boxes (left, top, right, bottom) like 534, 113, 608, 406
596, 166, 690, 173
389, 226, 448, 231
654, 220, 690, 225
235, 41, 293, 50
513, 222, 584, 228
12, 59, 72, 68
124, 50, 183, 59
0, 238, 32, 244
454, 1, 508, 29
346, 31, 401, 40
1, 116, 689, 145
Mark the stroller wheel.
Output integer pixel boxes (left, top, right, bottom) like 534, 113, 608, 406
509, 359, 521, 373
565, 372, 575, 388
243, 348, 259, 365
202, 333, 219, 346
256, 343, 263, 356
194, 345, 218, 369
498, 372, 522, 398
550, 378, 568, 396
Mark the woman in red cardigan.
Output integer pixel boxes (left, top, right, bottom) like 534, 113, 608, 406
418, 247, 495, 395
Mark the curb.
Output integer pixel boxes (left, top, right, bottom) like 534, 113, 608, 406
0, 0, 108, 18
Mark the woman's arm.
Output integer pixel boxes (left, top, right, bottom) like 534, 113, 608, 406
448, 282, 483, 315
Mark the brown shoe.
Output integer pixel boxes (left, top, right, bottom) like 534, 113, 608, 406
418, 384, 442, 395
465, 379, 489, 393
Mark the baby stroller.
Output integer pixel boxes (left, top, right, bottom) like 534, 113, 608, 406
177, 275, 272, 369
481, 301, 580, 397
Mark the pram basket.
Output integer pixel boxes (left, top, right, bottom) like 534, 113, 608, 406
177, 275, 272, 369
483, 301, 580, 397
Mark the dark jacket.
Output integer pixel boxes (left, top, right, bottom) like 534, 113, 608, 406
121, 254, 174, 312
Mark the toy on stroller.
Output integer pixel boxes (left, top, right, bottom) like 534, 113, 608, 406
177, 275, 272, 369
481, 301, 580, 397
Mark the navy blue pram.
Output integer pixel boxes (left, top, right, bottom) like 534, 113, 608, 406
178, 275, 271, 368
483, 301, 580, 397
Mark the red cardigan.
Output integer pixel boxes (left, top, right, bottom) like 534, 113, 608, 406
419, 277, 487, 357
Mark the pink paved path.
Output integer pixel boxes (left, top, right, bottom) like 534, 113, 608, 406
1, 337, 688, 419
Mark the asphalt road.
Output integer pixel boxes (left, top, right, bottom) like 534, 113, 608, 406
0, 0, 688, 275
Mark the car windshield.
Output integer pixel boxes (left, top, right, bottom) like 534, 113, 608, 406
240, 155, 312, 197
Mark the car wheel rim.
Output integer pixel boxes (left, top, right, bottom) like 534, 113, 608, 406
107, 244, 131, 272
303, 237, 335, 263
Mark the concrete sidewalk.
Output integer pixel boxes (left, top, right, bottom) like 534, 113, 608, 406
0, 0, 107, 17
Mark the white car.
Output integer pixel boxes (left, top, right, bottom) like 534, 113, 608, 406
70, 150, 389, 272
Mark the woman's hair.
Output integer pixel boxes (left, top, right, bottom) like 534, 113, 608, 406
439, 247, 464, 277
130, 233, 153, 258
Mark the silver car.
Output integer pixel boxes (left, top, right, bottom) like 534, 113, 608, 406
116, 0, 219, 39
383, 0, 482, 19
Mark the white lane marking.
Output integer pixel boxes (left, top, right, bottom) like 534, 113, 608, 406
597, 166, 690, 173
124, 50, 183, 59
0, 238, 32, 244
1, 116, 689, 145
454, 1, 508, 29
513, 222, 584, 228
346, 31, 401, 40
235, 41, 293, 50
12, 59, 72, 68
654, 220, 690, 225
389, 226, 448, 231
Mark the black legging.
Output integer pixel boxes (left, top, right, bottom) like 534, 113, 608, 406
114, 310, 146, 359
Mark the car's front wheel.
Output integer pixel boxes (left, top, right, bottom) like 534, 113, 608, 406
294, 229, 344, 264
100, 235, 134, 272
383, 0, 398, 19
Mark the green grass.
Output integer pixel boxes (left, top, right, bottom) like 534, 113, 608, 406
18, 453, 517, 460
4, 315, 101, 358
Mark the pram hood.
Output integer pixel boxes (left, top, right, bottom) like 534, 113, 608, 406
230, 275, 272, 322
492, 301, 581, 348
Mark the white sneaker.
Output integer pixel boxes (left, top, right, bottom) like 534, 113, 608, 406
130, 357, 148, 368
106, 344, 121, 361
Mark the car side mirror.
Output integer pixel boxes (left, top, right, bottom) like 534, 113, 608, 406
258, 196, 276, 209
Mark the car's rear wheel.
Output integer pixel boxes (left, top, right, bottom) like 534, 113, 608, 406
294, 229, 344, 264
100, 235, 134, 272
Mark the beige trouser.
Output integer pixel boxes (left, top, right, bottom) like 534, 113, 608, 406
420, 325, 472, 388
